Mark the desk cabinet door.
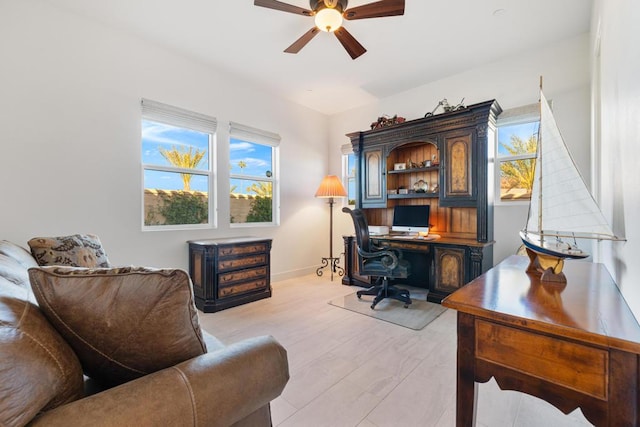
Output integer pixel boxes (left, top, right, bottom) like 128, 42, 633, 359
440, 131, 475, 207
434, 246, 467, 293
361, 147, 386, 208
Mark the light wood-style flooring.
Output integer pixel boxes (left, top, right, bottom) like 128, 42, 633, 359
198, 274, 593, 427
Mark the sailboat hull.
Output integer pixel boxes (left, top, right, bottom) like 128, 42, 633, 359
519, 231, 589, 260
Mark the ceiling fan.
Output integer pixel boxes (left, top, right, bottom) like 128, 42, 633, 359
254, 0, 405, 60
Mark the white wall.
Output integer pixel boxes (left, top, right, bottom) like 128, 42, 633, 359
329, 34, 592, 267
592, 0, 640, 319
0, 1, 604, 296
0, 0, 330, 279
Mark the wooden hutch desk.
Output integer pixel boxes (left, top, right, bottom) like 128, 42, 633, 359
442, 255, 640, 426
343, 99, 501, 303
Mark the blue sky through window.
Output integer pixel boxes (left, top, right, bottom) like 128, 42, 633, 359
142, 120, 209, 191
230, 138, 273, 195
497, 121, 539, 156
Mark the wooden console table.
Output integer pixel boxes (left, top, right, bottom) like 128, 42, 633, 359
442, 255, 640, 426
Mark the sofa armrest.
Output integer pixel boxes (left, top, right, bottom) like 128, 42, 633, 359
29, 336, 289, 427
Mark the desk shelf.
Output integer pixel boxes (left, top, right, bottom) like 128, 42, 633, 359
388, 166, 439, 174
387, 193, 438, 199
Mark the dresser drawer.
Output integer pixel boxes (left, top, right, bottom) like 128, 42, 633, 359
218, 266, 267, 285
218, 277, 268, 298
218, 242, 269, 257
217, 254, 267, 272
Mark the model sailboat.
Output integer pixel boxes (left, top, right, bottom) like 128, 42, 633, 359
520, 84, 623, 282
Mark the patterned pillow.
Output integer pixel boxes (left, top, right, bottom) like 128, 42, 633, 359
28, 266, 207, 387
28, 234, 111, 268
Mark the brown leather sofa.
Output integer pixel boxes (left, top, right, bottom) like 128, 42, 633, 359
0, 240, 289, 427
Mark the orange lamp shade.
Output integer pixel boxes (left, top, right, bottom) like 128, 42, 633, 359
315, 175, 347, 198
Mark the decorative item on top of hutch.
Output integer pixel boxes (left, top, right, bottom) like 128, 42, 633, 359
424, 98, 466, 117
343, 100, 502, 302
371, 114, 406, 130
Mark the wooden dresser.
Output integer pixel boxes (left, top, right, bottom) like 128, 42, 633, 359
187, 237, 272, 313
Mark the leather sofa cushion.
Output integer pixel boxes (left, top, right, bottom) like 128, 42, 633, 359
28, 266, 207, 387
0, 241, 38, 304
0, 255, 32, 291
0, 295, 84, 427
28, 234, 111, 268
0, 240, 38, 270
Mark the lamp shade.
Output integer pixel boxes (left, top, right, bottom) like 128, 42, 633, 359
315, 175, 347, 198
314, 7, 343, 32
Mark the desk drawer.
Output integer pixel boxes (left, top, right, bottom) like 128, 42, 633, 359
376, 240, 430, 252
475, 320, 608, 400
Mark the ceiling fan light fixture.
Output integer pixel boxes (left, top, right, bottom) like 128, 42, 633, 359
314, 8, 343, 32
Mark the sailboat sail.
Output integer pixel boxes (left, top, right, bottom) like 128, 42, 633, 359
524, 91, 616, 241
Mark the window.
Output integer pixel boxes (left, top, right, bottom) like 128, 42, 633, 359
342, 144, 356, 206
496, 103, 540, 203
141, 99, 216, 229
229, 122, 280, 226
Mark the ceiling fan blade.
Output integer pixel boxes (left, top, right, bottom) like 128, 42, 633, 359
343, 0, 405, 20
284, 27, 321, 54
254, 0, 313, 16
334, 27, 367, 59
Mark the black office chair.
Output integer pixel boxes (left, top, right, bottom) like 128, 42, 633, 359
343, 207, 411, 309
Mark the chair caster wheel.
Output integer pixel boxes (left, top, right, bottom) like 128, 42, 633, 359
357, 294, 362, 299
370, 304, 375, 310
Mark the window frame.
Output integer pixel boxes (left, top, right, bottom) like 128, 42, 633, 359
140, 98, 217, 231
341, 144, 356, 207
495, 102, 541, 206
229, 122, 280, 228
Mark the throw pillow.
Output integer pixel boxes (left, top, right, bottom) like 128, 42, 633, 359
28, 234, 111, 268
28, 266, 207, 387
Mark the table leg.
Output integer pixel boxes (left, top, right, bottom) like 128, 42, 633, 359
456, 312, 478, 426
608, 349, 639, 426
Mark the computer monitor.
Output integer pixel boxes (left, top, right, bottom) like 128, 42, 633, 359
391, 205, 430, 234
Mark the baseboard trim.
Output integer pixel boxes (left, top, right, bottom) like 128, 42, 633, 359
271, 266, 319, 283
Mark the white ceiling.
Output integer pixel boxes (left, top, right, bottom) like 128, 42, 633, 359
40, 0, 593, 115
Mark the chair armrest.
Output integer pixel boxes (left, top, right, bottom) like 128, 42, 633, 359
371, 245, 404, 260
29, 336, 289, 427
358, 247, 399, 270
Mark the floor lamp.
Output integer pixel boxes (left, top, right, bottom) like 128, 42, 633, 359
315, 175, 347, 281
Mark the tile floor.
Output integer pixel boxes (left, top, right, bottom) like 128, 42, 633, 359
198, 274, 593, 427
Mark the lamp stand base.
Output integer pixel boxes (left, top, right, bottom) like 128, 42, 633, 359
316, 256, 344, 281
